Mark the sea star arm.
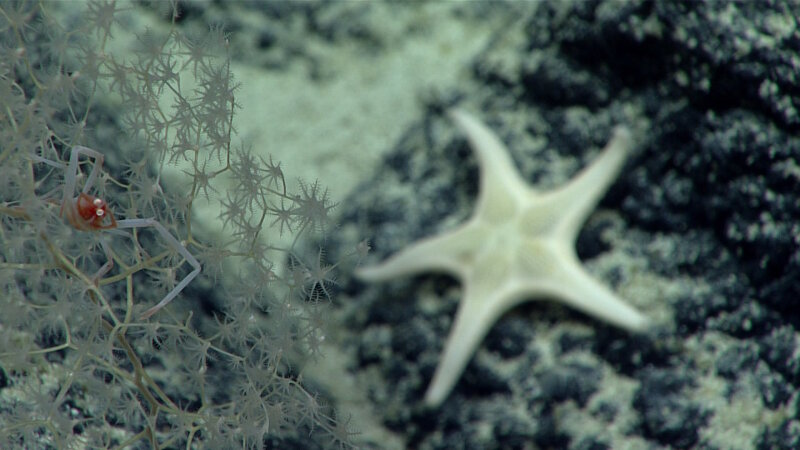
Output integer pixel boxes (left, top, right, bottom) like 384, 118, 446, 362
524, 246, 650, 333
355, 220, 484, 282
424, 281, 519, 406
547, 125, 634, 242
448, 109, 531, 220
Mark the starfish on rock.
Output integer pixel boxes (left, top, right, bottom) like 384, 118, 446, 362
356, 109, 649, 407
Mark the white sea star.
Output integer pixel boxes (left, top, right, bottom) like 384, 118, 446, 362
357, 109, 649, 407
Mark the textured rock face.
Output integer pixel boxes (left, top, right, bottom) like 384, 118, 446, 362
332, 2, 800, 449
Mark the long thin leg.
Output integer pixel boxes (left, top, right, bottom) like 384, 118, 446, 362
74, 146, 105, 194
116, 218, 201, 320
63, 146, 105, 203
93, 237, 115, 281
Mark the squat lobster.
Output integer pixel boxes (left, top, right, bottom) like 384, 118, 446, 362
57, 146, 201, 320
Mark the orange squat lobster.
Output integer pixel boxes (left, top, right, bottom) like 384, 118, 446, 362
57, 146, 200, 320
